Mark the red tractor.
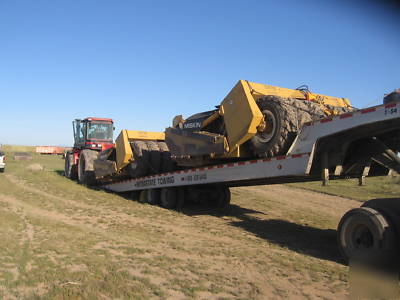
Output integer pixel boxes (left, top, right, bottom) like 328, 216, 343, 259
65, 117, 114, 184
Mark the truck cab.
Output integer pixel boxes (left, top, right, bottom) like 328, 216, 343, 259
73, 117, 114, 151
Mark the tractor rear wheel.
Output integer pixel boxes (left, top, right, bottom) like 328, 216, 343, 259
78, 150, 98, 185
65, 152, 77, 179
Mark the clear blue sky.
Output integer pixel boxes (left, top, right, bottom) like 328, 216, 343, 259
1, 0, 399, 146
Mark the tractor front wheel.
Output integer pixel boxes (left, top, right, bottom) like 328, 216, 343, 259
78, 150, 98, 185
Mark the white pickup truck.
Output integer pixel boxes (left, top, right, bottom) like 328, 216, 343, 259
0, 151, 5, 172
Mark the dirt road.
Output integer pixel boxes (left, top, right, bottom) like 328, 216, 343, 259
0, 156, 360, 299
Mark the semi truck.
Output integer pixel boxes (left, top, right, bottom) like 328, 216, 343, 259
64, 81, 400, 264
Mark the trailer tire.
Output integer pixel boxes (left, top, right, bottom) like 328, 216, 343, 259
139, 190, 148, 203
147, 189, 160, 205
128, 141, 150, 178
160, 188, 177, 209
337, 207, 398, 263
78, 150, 97, 185
217, 186, 231, 210
65, 152, 77, 179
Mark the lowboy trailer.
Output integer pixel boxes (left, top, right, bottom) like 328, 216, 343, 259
103, 100, 400, 263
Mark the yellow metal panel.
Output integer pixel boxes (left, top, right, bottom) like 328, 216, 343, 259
246, 80, 351, 108
115, 130, 133, 170
221, 80, 263, 152
125, 130, 165, 141
115, 130, 166, 170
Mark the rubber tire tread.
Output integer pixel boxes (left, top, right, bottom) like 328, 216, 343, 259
250, 96, 326, 158
78, 149, 98, 185
337, 207, 398, 264
65, 152, 77, 179
128, 141, 150, 178
158, 141, 174, 172
145, 141, 161, 174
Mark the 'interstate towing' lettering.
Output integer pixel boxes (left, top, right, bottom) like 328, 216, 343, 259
135, 176, 175, 188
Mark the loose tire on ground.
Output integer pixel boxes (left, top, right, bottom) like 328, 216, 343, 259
337, 207, 398, 263
77, 149, 98, 185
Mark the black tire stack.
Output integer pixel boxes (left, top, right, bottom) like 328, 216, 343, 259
127, 141, 175, 178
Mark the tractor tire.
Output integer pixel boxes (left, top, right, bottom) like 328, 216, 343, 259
337, 207, 398, 264
146, 141, 162, 174
127, 141, 150, 178
160, 188, 177, 209
158, 141, 174, 172
249, 96, 326, 158
65, 152, 77, 179
78, 149, 98, 185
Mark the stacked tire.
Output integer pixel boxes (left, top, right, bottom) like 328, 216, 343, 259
127, 141, 174, 178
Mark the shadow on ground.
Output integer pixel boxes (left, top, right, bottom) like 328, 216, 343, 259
181, 203, 343, 264
230, 217, 343, 264
56, 169, 344, 264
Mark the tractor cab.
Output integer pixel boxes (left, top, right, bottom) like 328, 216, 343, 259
73, 117, 114, 151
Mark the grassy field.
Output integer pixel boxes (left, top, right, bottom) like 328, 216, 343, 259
0, 148, 396, 299
288, 175, 400, 202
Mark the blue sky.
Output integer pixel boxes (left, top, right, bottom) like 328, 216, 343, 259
1, 0, 399, 146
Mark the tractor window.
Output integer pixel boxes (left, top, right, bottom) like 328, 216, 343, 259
73, 120, 86, 145
87, 122, 113, 141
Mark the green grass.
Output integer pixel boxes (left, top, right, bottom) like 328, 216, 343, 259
2, 148, 398, 298
287, 176, 400, 202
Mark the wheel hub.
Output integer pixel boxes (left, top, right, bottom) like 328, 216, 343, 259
257, 110, 277, 143
353, 225, 374, 249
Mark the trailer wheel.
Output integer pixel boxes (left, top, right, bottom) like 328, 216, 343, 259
147, 189, 160, 205
78, 150, 97, 185
65, 152, 77, 179
160, 188, 177, 209
139, 190, 148, 203
217, 187, 231, 210
128, 141, 150, 178
337, 207, 398, 263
